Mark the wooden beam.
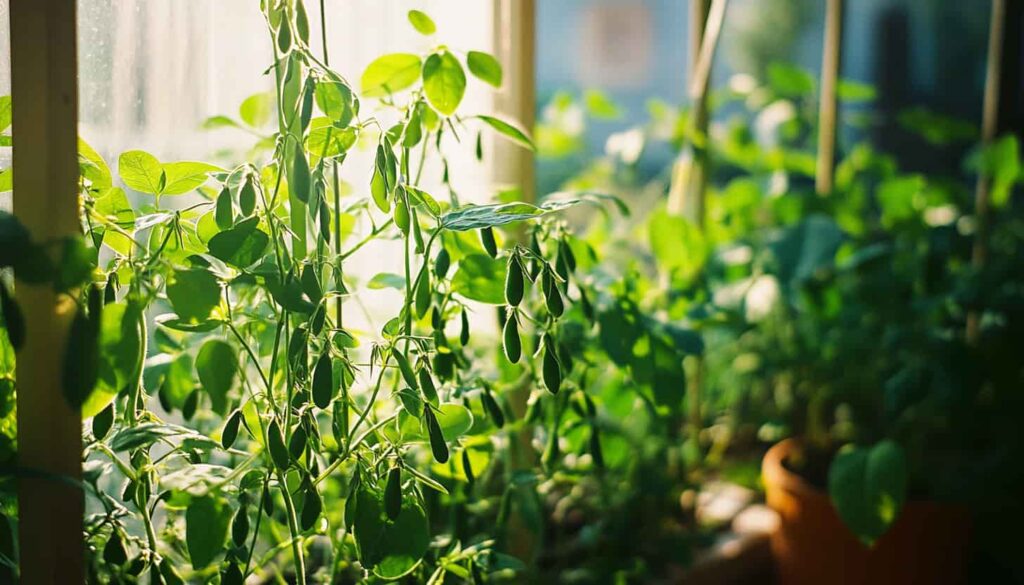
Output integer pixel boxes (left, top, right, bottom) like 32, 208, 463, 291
815, 0, 844, 196
492, 0, 536, 204
10, 1, 84, 583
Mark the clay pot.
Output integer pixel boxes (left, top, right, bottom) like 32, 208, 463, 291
762, 439, 971, 585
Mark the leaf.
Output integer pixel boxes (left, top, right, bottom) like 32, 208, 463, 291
352, 485, 430, 579
239, 92, 275, 128
467, 51, 502, 87
207, 217, 269, 268
166, 268, 221, 323
110, 422, 211, 451
196, 339, 237, 415
361, 53, 422, 97
422, 51, 466, 116
160, 161, 219, 195
314, 81, 354, 127
86, 301, 144, 418
63, 299, 100, 410
477, 115, 535, 151
441, 200, 576, 231
451, 254, 507, 304
407, 10, 436, 35
828, 440, 908, 546
186, 495, 232, 569
649, 209, 708, 283
583, 89, 621, 119
367, 272, 406, 290
118, 150, 163, 194
79, 137, 113, 189
767, 63, 815, 97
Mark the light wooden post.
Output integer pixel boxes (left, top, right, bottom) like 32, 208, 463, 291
492, 0, 536, 204
815, 0, 843, 196
10, 1, 84, 583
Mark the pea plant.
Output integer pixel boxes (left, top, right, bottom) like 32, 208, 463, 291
0, 3, 612, 583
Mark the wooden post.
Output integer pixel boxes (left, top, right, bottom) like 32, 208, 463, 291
10, 1, 84, 583
815, 0, 843, 196
968, 0, 1010, 343
492, 0, 536, 204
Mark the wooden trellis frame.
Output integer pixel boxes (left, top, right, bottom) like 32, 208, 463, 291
10, 0, 84, 583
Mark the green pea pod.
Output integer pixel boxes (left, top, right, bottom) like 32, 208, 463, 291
543, 270, 564, 317
590, 425, 604, 470
301, 263, 322, 304
462, 449, 475, 487
222, 410, 242, 449
480, 227, 498, 258
292, 149, 311, 204
503, 314, 521, 363
231, 504, 249, 546
542, 334, 561, 394
93, 403, 114, 441
299, 77, 315, 132
289, 422, 307, 460
240, 177, 257, 216
295, 0, 310, 43
579, 287, 595, 322
415, 269, 431, 319
318, 199, 331, 244
391, 348, 419, 389
312, 353, 333, 409
300, 481, 321, 531
262, 483, 274, 517
559, 239, 577, 272
62, 290, 101, 409
394, 191, 411, 234
418, 368, 439, 405
103, 531, 127, 566
505, 254, 524, 306
431, 306, 443, 332
385, 466, 402, 521
481, 390, 505, 429
215, 187, 233, 229
424, 407, 449, 463
412, 209, 425, 254
276, 16, 291, 53
460, 307, 470, 345
370, 166, 389, 213
267, 419, 290, 470
310, 303, 326, 336
435, 246, 450, 278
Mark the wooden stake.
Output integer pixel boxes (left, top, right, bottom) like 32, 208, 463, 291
815, 0, 844, 196
492, 0, 536, 205
10, 1, 84, 583
968, 0, 1009, 343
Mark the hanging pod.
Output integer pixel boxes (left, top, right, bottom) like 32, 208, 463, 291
462, 449, 475, 487
418, 367, 439, 405
312, 352, 333, 409
93, 403, 114, 441
480, 227, 498, 258
222, 410, 242, 449
215, 187, 234, 229
391, 348, 419, 390
318, 199, 331, 244
590, 425, 605, 470
505, 253, 524, 306
300, 479, 322, 531
394, 188, 411, 234
231, 502, 249, 547
543, 269, 564, 318
434, 246, 451, 278
424, 406, 449, 463
542, 333, 561, 394
288, 422, 307, 460
267, 419, 290, 470
481, 389, 505, 429
384, 466, 402, 521
502, 313, 521, 364
415, 268, 431, 319
459, 307, 470, 345
291, 144, 311, 204
239, 176, 257, 217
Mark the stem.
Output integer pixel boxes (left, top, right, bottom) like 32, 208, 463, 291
277, 469, 307, 584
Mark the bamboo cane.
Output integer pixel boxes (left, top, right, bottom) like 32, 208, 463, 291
815, 0, 844, 196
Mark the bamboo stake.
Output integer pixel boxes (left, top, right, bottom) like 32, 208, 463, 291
492, 0, 536, 205
815, 0, 844, 196
967, 0, 1009, 343
10, 1, 84, 583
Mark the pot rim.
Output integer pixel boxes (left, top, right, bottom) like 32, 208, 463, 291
762, 437, 830, 502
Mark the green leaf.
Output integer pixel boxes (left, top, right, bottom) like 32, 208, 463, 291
767, 63, 815, 97
79, 137, 113, 189
828, 440, 908, 546
352, 485, 430, 579
422, 51, 466, 116
361, 53, 422, 97
207, 217, 269, 268
186, 495, 232, 569
85, 301, 144, 418
196, 340, 237, 415
466, 51, 502, 87
451, 254, 507, 304
367, 272, 406, 290
837, 79, 877, 102
648, 209, 708, 283
239, 92, 274, 128
407, 10, 436, 35
118, 150, 163, 194
314, 81, 354, 127
110, 422, 209, 451
477, 115, 535, 150
441, 199, 574, 231
160, 161, 219, 195
583, 89, 621, 119
167, 268, 221, 323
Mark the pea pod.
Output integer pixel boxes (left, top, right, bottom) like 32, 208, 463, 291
370, 166, 389, 213
424, 406, 449, 463
301, 263, 322, 304
394, 189, 411, 234
590, 425, 605, 470
294, 0, 310, 43
480, 227, 498, 258
276, 17, 291, 53
462, 449, 475, 487
504, 253, 524, 306
231, 503, 249, 546
291, 148, 311, 204
460, 308, 470, 345
415, 269, 431, 318
312, 353, 333, 409
300, 480, 321, 531
418, 368, 439, 405
318, 200, 331, 243
182, 390, 199, 421
559, 239, 577, 272
267, 419, 290, 470
503, 313, 521, 363
288, 422, 307, 460
215, 187, 233, 229
391, 348, 419, 389
543, 270, 564, 317
384, 466, 402, 521
481, 390, 505, 429
240, 177, 257, 216
299, 77, 315, 132
93, 403, 114, 441
542, 333, 561, 394
435, 246, 451, 278
222, 410, 242, 449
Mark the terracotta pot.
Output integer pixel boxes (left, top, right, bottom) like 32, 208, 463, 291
762, 439, 972, 585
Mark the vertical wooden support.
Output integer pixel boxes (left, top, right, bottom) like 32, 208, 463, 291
492, 0, 536, 204
815, 0, 843, 196
10, 1, 84, 583
968, 0, 1010, 343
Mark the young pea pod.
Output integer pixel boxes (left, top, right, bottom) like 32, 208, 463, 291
231, 502, 249, 546
542, 333, 561, 394
460, 307, 470, 345
300, 480, 322, 531
391, 348, 419, 390
239, 176, 257, 216
481, 389, 505, 429
435, 246, 451, 278
394, 188, 411, 234
267, 419, 290, 470
215, 187, 233, 229
291, 148, 311, 204
93, 403, 114, 441
418, 368, 439, 405
590, 425, 605, 470
505, 253, 524, 306
503, 313, 521, 363
480, 227, 498, 258
415, 269, 431, 319
318, 200, 331, 244
288, 423, 307, 460
312, 353, 333, 409
222, 410, 242, 449
384, 466, 402, 521
424, 406, 449, 463
543, 270, 564, 317
462, 449, 475, 487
